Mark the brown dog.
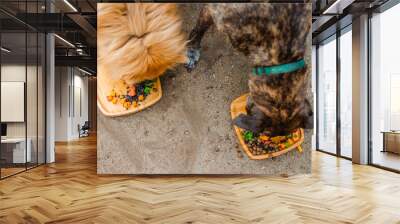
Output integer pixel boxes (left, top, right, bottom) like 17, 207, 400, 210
186, 3, 312, 136
98, 3, 187, 85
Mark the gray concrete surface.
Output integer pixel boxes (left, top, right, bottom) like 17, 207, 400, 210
98, 4, 312, 175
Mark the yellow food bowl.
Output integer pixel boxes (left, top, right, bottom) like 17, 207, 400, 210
230, 93, 304, 160
97, 65, 162, 117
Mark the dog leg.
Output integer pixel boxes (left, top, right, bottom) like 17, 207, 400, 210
233, 96, 271, 134
233, 114, 265, 134
185, 6, 214, 72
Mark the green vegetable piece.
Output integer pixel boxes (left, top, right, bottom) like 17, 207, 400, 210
243, 131, 254, 142
144, 86, 151, 95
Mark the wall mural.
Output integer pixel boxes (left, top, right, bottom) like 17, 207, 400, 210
97, 3, 313, 175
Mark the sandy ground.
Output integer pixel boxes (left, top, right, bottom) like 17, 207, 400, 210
98, 4, 312, 174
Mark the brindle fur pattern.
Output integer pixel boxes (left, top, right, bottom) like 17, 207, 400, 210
187, 3, 312, 136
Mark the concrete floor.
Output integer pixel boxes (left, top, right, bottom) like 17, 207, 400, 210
98, 4, 312, 174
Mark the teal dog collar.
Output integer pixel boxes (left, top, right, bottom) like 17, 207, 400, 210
252, 59, 306, 76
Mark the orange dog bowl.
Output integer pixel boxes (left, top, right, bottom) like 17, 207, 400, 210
230, 93, 304, 160
97, 65, 162, 117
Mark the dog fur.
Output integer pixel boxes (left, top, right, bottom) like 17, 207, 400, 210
98, 3, 187, 85
187, 3, 313, 136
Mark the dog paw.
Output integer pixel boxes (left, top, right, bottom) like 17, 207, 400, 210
233, 114, 265, 134
185, 48, 201, 72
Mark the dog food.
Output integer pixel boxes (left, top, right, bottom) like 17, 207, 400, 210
241, 129, 302, 156
106, 79, 157, 110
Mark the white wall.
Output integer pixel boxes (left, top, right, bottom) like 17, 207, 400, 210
1, 63, 46, 164
1, 65, 37, 137
54, 67, 89, 141
1, 65, 26, 141
71, 73, 89, 138
55, 67, 69, 141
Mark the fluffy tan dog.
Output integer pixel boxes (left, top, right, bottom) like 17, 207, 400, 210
98, 3, 187, 85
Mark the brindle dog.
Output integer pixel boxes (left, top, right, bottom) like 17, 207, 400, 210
186, 3, 313, 137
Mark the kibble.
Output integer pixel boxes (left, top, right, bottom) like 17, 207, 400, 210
242, 129, 301, 156
106, 79, 156, 110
